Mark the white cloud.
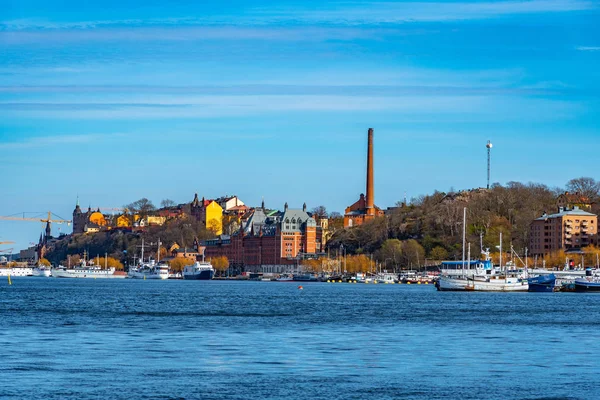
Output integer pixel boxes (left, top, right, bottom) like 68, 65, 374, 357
0, 133, 125, 149
576, 46, 600, 51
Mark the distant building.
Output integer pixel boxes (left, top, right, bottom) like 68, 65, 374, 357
190, 193, 223, 235
216, 195, 245, 211
557, 191, 593, 211
344, 128, 385, 227
203, 202, 324, 273
72, 199, 107, 234
529, 206, 597, 256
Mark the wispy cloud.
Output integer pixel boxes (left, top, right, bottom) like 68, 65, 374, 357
0, 94, 582, 122
576, 46, 600, 51
0, 26, 385, 45
0, 133, 125, 149
0, 84, 565, 96
0, 0, 594, 31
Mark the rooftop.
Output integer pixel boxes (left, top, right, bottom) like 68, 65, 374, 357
535, 206, 597, 220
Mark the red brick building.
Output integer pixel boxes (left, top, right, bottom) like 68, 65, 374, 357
344, 128, 385, 227
203, 203, 324, 273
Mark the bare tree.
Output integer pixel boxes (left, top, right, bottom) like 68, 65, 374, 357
160, 199, 177, 208
566, 177, 600, 201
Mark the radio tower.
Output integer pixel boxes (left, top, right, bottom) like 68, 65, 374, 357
486, 140, 493, 189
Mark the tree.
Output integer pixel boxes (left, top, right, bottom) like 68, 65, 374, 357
375, 239, 403, 270
126, 198, 156, 218
95, 256, 124, 270
170, 257, 194, 272
38, 258, 51, 266
207, 218, 222, 235
211, 256, 229, 275
160, 199, 177, 208
311, 206, 328, 218
400, 239, 425, 269
566, 177, 600, 201
430, 246, 449, 260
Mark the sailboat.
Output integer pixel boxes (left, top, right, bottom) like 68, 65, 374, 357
465, 232, 528, 292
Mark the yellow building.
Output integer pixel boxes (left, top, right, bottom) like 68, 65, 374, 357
147, 215, 167, 226
89, 211, 107, 226
205, 201, 223, 235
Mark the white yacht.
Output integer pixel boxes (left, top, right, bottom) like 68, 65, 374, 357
32, 266, 52, 277
128, 260, 170, 280
52, 263, 126, 279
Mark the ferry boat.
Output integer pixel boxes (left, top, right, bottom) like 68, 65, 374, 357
182, 261, 214, 280
52, 264, 126, 279
0, 266, 33, 277
32, 266, 52, 277
128, 261, 170, 280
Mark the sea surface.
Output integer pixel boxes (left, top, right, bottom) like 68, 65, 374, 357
1, 278, 599, 400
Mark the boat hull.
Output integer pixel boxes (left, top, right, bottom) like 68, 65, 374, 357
32, 268, 52, 277
182, 270, 214, 280
574, 279, 600, 292
467, 278, 528, 292
128, 272, 168, 280
52, 268, 126, 279
437, 276, 469, 291
528, 274, 556, 292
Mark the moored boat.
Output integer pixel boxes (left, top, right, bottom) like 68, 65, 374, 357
574, 269, 600, 292
182, 261, 214, 280
527, 274, 556, 292
32, 266, 52, 277
52, 265, 126, 279
437, 275, 469, 291
128, 261, 169, 280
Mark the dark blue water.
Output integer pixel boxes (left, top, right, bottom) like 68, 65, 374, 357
1, 278, 598, 399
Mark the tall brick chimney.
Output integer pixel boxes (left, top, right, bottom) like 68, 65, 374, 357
366, 128, 375, 215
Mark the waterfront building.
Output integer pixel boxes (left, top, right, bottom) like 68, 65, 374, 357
203, 202, 324, 273
529, 206, 598, 256
344, 128, 385, 228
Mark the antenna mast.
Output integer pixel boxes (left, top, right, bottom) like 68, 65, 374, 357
486, 140, 493, 189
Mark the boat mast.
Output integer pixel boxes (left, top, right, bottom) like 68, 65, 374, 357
141, 239, 144, 264
467, 242, 471, 273
499, 232, 503, 275
462, 207, 466, 275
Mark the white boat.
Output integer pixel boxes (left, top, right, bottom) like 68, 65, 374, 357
374, 272, 398, 284
464, 233, 528, 292
32, 266, 52, 277
0, 267, 33, 277
182, 261, 214, 280
51, 265, 126, 279
128, 261, 169, 280
276, 273, 294, 282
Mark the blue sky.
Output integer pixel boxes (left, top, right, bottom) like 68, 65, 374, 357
1, 0, 599, 251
